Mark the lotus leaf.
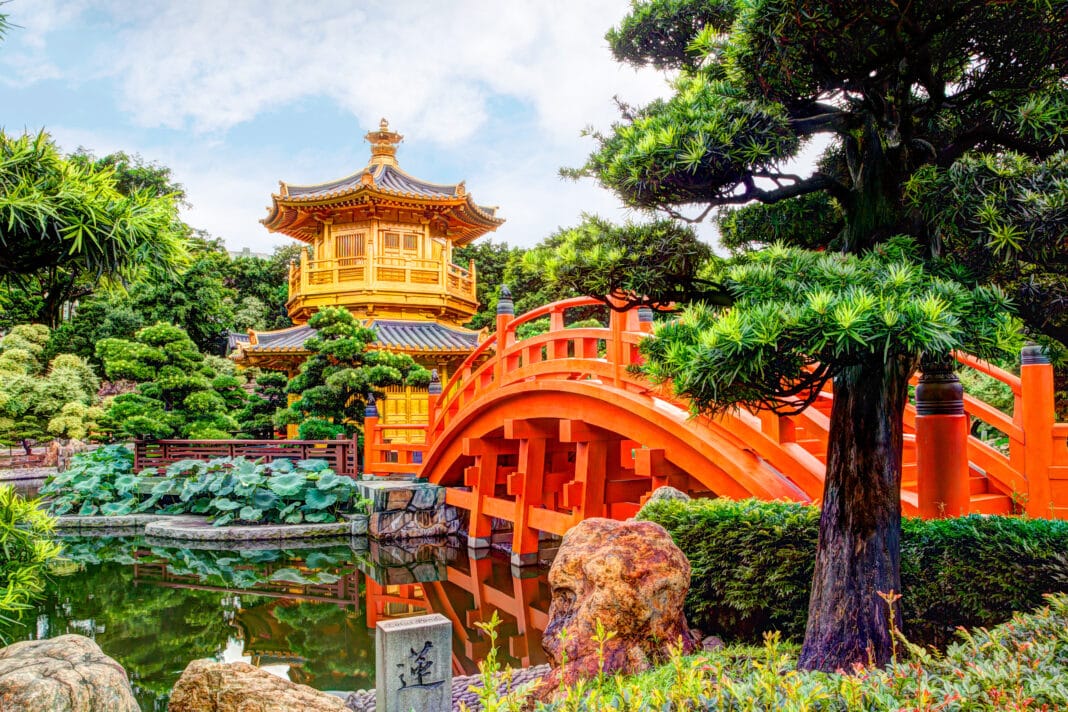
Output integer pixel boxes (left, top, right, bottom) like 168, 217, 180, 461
209, 497, 242, 512
251, 489, 280, 511
113, 474, 140, 494
304, 489, 337, 510
304, 511, 334, 523
285, 511, 304, 524
100, 500, 136, 516
267, 472, 305, 498
239, 506, 263, 522
297, 459, 330, 472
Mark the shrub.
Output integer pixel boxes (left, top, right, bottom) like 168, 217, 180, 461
0, 485, 62, 619
482, 593, 1068, 711
638, 498, 1068, 647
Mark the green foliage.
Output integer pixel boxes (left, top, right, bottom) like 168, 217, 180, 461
642, 240, 1021, 414
528, 215, 721, 310
142, 457, 360, 526
639, 498, 1068, 648
39, 445, 138, 517
0, 130, 186, 327
907, 151, 1068, 356
0, 485, 61, 620
0, 327, 102, 449
282, 307, 429, 436
46, 452, 360, 526
606, 0, 736, 70
236, 369, 288, 439
96, 322, 242, 439
718, 193, 843, 253
488, 594, 1068, 710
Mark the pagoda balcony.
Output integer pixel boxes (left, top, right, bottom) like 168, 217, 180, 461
286, 252, 478, 323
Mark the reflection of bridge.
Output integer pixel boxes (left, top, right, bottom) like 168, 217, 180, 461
131, 546, 548, 676
364, 297, 1068, 564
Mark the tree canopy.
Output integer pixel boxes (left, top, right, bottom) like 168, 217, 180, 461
278, 307, 430, 439
555, 0, 1068, 671
0, 131, 187, 327
96, 323, 244, 440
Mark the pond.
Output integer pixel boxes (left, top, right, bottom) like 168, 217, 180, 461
0, 534, 551, 712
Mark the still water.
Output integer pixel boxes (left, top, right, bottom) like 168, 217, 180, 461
0, 535, 551, 712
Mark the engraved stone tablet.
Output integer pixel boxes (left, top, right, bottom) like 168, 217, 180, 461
375, 613, 452, 712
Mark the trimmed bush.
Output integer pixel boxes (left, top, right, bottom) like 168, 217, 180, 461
638, 498, 1068, 647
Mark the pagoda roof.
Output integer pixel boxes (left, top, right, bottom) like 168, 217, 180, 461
262, 119, 504, 245
229, 319, 482, 358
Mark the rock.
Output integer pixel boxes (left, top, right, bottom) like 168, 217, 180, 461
0, 634, 138, 712
639, 485, 691, 509
42, 439, 88, 470
702, 635, 725, 651
168, 659, 348, 712
535, 518, 697, 701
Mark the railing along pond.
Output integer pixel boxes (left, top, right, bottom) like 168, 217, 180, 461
133, 439, 358, 476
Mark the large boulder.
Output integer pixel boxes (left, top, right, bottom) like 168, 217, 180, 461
0, 634, 138, 712
168, 659, 348, 712
536, 518, 697, 699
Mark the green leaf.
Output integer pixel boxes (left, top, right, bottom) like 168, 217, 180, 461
212, 512, 234, 527
284, 511, 304, 524
267, 472, 305, 498
297, 459, 330, 472
304, 489, 337, 511
78, 501, 98, 516
100, 500, 135, 516
251, 489, 280, 512
209, 497, 242, 512
303, 510, 335, 523
238, 506, 263, 522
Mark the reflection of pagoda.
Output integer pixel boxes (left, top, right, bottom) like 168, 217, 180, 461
230, 120, 505, 434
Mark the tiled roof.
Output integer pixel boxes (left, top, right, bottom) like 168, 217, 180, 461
236, 320, 480, 355
373, 320, 480, 351
285, 164, 457, 200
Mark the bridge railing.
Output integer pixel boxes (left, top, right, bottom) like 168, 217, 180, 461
366, 294, 1065, 518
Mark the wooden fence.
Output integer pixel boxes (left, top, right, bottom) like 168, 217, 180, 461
133, 439, 358, 476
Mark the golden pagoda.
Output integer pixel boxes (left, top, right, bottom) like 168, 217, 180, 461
230, 120, 504, 432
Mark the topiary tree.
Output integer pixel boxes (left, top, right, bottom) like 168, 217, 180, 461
552, 0, 1067, 671
277, 307, 430, 438
237, 370, 289, 439
96, 322, 243, 439
0, 329, 101, 452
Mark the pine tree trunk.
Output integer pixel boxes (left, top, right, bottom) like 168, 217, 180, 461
797, 356, 914, 671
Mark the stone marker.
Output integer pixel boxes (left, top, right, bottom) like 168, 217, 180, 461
376, 613, 452, 712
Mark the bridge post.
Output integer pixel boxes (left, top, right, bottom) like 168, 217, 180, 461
426, 370, 441, 431
463, 438, 505, 550
504, 419, 552, 567
495, 286, 514, 386
1020, 344, 1055, 518
915, 356, 970, 517
363, 395, 380, 478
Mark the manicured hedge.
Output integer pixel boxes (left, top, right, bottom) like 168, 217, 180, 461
638, 498, 1068, 647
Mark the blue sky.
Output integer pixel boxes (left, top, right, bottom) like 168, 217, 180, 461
0, 1, 680, 251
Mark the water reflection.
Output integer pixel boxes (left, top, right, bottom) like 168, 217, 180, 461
0, 535, 549, 711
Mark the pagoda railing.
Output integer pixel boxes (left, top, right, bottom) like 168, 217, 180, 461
287, 253, 476, 306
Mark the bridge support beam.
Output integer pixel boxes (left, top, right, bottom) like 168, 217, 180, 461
505, 419, 552, 567
463, 437, 508, 550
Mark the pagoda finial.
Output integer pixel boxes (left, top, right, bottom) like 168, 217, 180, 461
365, 118, 404, 167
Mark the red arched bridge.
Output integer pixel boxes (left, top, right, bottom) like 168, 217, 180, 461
363, 297, 1068, 564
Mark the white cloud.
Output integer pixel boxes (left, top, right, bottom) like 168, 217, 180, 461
85, 0, 669, 145
9, 2, 742, 251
